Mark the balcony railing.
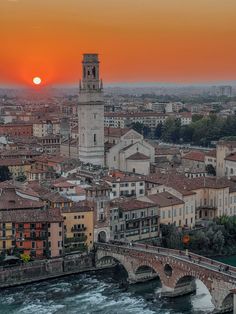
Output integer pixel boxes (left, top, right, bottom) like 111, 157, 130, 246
71, 227, 87, 232
64, 235, 87, 244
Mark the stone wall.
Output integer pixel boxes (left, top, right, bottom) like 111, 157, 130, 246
0, 253, 95, 288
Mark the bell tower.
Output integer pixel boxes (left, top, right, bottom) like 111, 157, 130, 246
78, 54, 104, 166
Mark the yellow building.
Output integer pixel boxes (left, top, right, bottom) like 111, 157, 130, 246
0, 222, 13, 253
0, 159, 32, 180
62, 202, 94, 252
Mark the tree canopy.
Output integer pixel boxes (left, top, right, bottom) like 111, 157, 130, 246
157, 114, 236, 146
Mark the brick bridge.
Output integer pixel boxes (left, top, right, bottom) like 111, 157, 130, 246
95, 242, 236, 313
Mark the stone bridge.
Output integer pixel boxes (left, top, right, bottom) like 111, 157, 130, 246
95, 242, 236, 313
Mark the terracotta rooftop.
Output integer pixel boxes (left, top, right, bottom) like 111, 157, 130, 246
127, 152, 150, 160
112, 199, 156, 211
62, 201, 93, 213
104, 175, 144, 183
0, 186, 44, 210
0, 208, 63, 223
225, 153, 236, 162
43, 192, 70, 203
205, 150, 217, 158
0, 158, 32, 167
147, 192, 184, 207
104, 127, 130, 138
183, 151, 205, 162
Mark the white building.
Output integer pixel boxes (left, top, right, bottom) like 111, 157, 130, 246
106, 129, 155, 175
104, 175, 145, 198
78, 54, 104, 166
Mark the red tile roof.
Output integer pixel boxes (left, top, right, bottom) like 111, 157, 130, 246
104, 127, 130, 138
183, 151, 205, 162
205, 150, 216, 158
0, 187, 44, 210
147, 192, 184, 207
127, 152, 150, 160
0, 208, 63, 223
225, 153, 236, 162
112, 199, 156, 211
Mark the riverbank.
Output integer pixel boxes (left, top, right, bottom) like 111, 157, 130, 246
0, 252, 96, 289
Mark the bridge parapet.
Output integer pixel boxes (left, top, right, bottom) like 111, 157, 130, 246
95, 242, 236, 313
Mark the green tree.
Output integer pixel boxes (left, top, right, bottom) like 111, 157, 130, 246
212, 230, 225, 253
154, 122, 163, 139
206, 164, 216, 176
179, 107, 189, 113
143, 126, 151, 138
192, 114, 204, 123
0, 166, 11, 182
131, 122, 144, 135
161, 118, 181, 143
180, 125, 194, 143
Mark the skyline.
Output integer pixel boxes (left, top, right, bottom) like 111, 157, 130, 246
1, 0, 236, 86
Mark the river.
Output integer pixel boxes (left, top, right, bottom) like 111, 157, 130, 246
0, 266, 216, 314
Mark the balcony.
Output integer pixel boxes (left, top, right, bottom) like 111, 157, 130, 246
196, 205, 217, 210
71, 227, 87, 232
64, 235, 87, 244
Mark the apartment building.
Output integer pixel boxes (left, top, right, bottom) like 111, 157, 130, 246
104, 175, 145, 198
109, 199, 159, 242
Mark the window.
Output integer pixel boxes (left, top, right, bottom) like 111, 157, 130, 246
94, 134, 97, 144
32, 242, 35, 249
139, 189, 144, 194
173, 208, 176, 217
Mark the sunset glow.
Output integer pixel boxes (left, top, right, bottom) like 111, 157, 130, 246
0, 0, 236, 86
33, 77, 42, 85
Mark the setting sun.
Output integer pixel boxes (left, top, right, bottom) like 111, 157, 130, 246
33, 77, 42, 85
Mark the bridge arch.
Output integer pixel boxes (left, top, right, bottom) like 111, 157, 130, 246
221, 293, 233, 312
96, 254, 134, 280
97, 231, 107, 243
174, 271, 212, 292
173, 274, 214, 306
133, 262, 163, 285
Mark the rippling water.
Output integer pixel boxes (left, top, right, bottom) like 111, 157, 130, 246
0, 268, 214, 314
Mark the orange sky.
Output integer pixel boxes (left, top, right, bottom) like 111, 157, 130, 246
0, 0, 236, 86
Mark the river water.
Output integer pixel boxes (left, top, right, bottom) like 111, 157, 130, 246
0, 267, 216, 314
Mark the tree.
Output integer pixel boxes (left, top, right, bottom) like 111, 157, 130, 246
20, 253, 31, 263
131, 122, 151, 138
192, 114, 204, 123
206, 164, 216, 176
0, 166, 11, 182
16, 174, 27, 182
161, 118, 181, 143
143, 126, 151, 138
131, 122, 144, 135
179, 125, 194, 143
212, 230, 225, 253
179, 107, 189, 113
154, 122, 163, 139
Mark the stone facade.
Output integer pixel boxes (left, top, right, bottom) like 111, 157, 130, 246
78, 54, 104, 166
